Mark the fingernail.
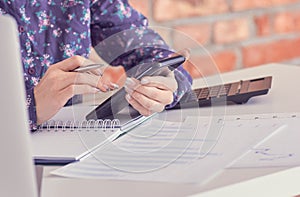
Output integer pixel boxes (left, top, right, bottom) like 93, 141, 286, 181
96, 88, 102, 92
103, 84, 110, 91
110, 82, 119, 90
141, 78, 149, 85
125, 78, 136, 87
92, 88, 101, 93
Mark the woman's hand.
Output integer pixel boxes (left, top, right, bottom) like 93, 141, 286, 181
123, 49, 191, 116
89, 47, 126, 88
34, 56, 115, 125
124, 71, 178, 116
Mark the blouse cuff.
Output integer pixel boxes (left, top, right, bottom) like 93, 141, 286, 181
26, 87, 38, 131
166, 66, 193, 109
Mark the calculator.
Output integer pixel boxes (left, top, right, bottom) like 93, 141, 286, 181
168, 76, 272, 109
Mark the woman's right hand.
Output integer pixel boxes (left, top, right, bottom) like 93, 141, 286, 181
34, 56, 111, 125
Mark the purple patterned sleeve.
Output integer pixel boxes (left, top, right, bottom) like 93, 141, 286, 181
90, 0, 193, 107
0, 9, 4, 15
0, 4, 38, 130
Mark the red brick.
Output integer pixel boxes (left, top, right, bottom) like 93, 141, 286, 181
232, 0, 298, 11
255, 15, 272, 36
129, 0, 149, 17
232, 0, 270, 11
242, 38, 300, 67
173, 23, 211, 49
214, 18, 250, 44
272, 0, 298, 5
184, 50, 237, 78
274, 11, 300, 33
153, 0, 229, 22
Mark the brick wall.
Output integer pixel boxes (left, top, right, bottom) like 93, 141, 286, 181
129, 0, 300, 78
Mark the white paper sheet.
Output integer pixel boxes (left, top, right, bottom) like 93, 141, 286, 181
52, 115, 285, 184
191, 166, 300, 197
229, 114, 300, 168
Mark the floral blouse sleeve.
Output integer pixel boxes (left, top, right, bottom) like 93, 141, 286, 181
90, 0, 193, 108
0, 5, 38, 130
0, 7, 5, 15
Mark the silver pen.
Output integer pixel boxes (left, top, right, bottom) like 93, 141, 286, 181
72, 64, 104, 73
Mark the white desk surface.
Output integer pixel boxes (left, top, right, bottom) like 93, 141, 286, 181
40, 63, 300, 197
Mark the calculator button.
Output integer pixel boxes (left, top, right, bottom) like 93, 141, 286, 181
228, 82, 240, 96
198, 88, 209, 99
194, 89, 202, 97
239, 81, 250, 93
208, 86, 220, 98
218, 84, 231, 96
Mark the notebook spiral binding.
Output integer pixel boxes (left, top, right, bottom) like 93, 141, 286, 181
39, 119, 121, 131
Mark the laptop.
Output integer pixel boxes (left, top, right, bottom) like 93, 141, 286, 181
0, 15, 38, 197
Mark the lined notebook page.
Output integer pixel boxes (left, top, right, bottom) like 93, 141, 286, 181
31, 105, 142, 164
31, 125, 119, 163
52, 114, 285, 184
31, 105, 119, 164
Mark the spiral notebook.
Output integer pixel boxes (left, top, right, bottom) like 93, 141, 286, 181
31, 106, 153, 165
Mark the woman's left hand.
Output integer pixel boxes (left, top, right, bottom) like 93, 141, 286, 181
124, 72, 178, 116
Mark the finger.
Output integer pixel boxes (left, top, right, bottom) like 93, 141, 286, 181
124, 77, 141, 91
87, 65, 107, 76
130, 90, 165, 112
101, 65, 127, 85
125, 94, 154, 116
63, 72, 110, 92
60, 84, 101, 100
94, 74, 120, 91
88, 68, 103, 76
132, 85, 174, 105
108, 82, 120, 90
140, 75, 178, 92
89, 65, 124, 89
124, 77, 174, 105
